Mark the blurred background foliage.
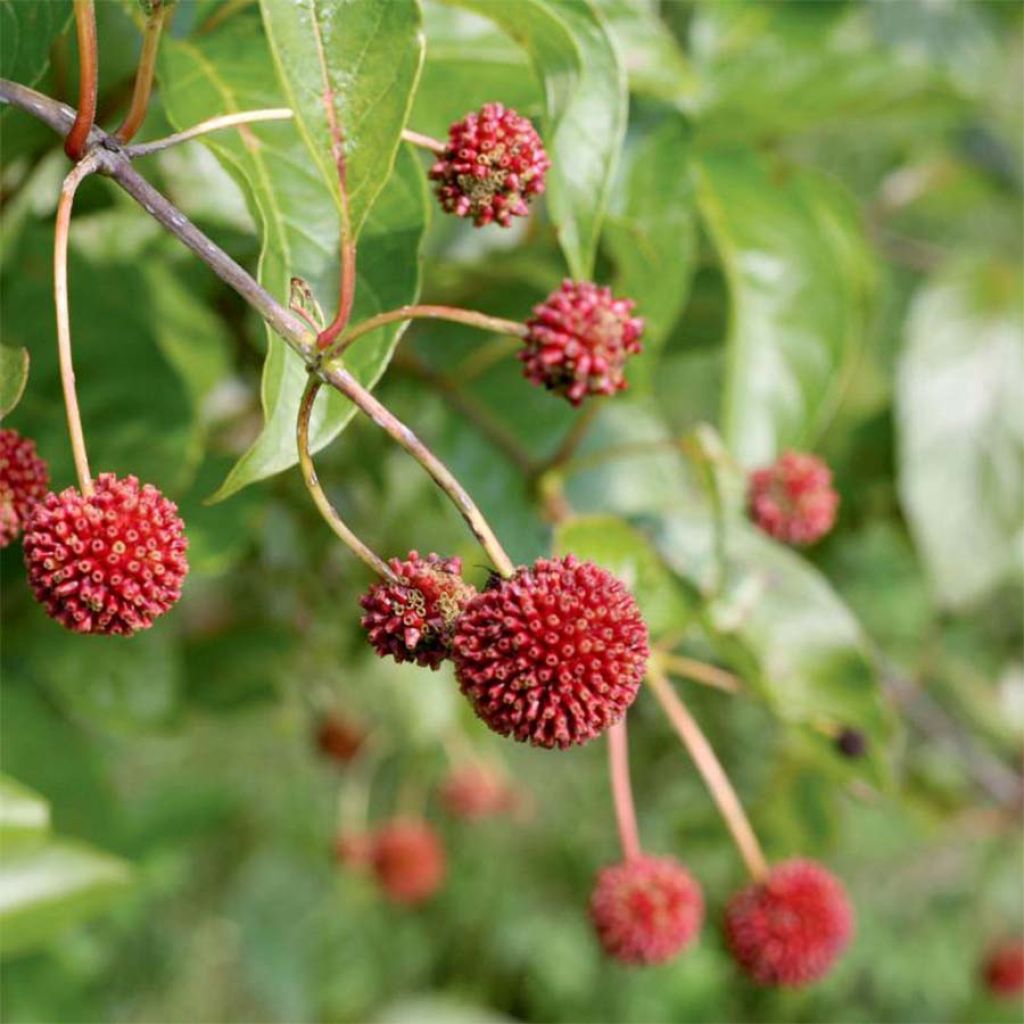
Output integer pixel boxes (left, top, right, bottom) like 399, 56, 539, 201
1, 0, 1022, 1021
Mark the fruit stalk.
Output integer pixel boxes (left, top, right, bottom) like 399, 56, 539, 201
608, 719, 642, 861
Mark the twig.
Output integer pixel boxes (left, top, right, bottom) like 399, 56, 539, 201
401, 128, 446, 155
124, 108, 294, 156
64, 0, 97, 160
115, 0, 172, 143
325, 304, 528, 361
296, 377, 393, 579
608, 719, 641, 861
659, 653, 742, 694
53, 154, 102, 495
647, 665, 768, 880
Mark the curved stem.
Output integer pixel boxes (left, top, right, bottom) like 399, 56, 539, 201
401, 127, 446, 155
125, 108, 294, 157
660, 653, 742, 694
647, 666, 768, 880
54, 155, 101, 495
114, 0, 172, 143
64, 0, 97, 160
324, 305, 527, 362
319, 362, 516, 578
608, 719, 642, 861
296, 377, 393, 579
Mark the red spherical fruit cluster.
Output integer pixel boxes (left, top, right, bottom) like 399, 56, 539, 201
440, 763, 514, 821
0, 429, 49, 548
452, 555, 649, 749
22, 473, 188, 636
360, 551, 476, 670
368, 819, 446, 906
590, 856, 704, 966
520, 281, 645, 406
429, 102, 550, 227
724, 859, 853, 987
314, 712, 366, 765
748, 450, 839, 546
982, 937, 1024, 1000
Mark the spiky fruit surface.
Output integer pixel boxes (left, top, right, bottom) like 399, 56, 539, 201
23, 473, 188, 636
982, 938, 1024, 999
0, 429, 49, 548
360, 551, 476, 670
590, 856, 704, 966
725, 859, 853, 987
429, 103, 550, 227
440, 764, 513, 821
315, 713, 365, 765
748, 451, 839, 546
369, 819, 445, 906
520, 281, 645, 405
452, 555, 649, 749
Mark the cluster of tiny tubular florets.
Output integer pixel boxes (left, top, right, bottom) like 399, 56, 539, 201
520, 281, 645, 406
0, 428, 49, 548
439, 763, 515, 821
337, 819, 446, 906
429, 103, 550, 227
983, 937, 1024, 999
22, 473, 188, 636
360, 551, 476, 670
724, 859, 853, 987
590, 856, 705, 966
451, 555, 649, 749
748, 450, 839, 546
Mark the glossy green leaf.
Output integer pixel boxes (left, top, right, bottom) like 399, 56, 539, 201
258, 0, 425, 237
696, 150, 874, 464
0, 777, 49, 852
457, 0, 627, 279
159, 16, 428, 500
604, 115, 698, 388
554, 515, 694, 637
0, 0, 72, 91
0, 841, 131, 958
0, 344, 29, 418
897, 261, 1024, 609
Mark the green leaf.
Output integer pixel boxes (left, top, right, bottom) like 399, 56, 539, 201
604, 115, 698, 388
554, 516, 694, 638
0, 777, 50, 852
457, 0, 627, 279
0, 841, 131, 958
896, 261, 1024, 609
655, 514, 892, 788
0, 344, 29, 418
258, 0, 425, 238
696, 150, 875, 464
0, 0, 72, 91
159, 15, 428, 500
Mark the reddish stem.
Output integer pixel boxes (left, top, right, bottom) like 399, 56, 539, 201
64, 0, 98, 161
608, 719, 642, 861
115, 0, 171, 143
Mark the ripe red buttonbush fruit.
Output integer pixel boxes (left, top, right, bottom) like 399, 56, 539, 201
360, 551, 476, 670
982, 937, 1024, 1000
0, 428, 49, 548
440, 763, 514, 821
748, 450, 839, 546
452, 555, 649, 749
521, 281, 645, 406
23, 473, 188, 636
724, 859, 853, 987
429, 102, 550, 227
368, 819, 445, 906
315, 712, 366, 765
590, 856, 704, 966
